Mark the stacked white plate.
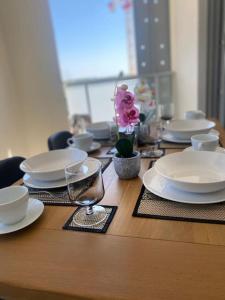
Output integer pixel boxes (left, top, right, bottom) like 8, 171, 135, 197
86, 121, 113, 140
143, 151, 225, 204
20, 148, 97, 189
162, 119, 215, 143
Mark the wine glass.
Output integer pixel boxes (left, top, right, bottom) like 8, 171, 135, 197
157, 103, 174, 126
65, 159, 107, 227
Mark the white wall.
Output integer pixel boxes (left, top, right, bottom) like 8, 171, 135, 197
170, 0, 199, 118
0, 27, 27, 159
0, 0, 68, 159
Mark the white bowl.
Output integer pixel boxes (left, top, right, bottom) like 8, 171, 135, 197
164, 119, 215, 140
0, 186, 29, 225
154, 151, 225, 193
86, 122, 111, 139
20, 149, 87, 182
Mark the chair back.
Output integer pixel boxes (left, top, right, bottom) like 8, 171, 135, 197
0, 156, 25, 188
48, 131, 73, 151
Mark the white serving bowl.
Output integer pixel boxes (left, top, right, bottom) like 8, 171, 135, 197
154, 151, 225, 193
0, 186, 29, 225
20, 149, 87, 182
86, 122, 111, 140
164, 119, 215, 140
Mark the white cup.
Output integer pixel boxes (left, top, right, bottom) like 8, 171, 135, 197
0, 186, 29, 225
67, 133, 93, 151
191, 134, 219, 151
185, 110, 206, 120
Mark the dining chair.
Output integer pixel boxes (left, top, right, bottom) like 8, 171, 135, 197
0, 156, 25, 188
48, 131, 73, 151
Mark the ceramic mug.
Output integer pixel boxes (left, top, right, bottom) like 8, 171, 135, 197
185, 110, 206, 120
0, 186, 29, 225
191, 134, 219, 151
67, 133, 93, 151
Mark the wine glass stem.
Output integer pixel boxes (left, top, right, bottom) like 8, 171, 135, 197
86, 206, 94, 215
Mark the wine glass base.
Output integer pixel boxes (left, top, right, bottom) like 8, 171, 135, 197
73, 205, 107, 227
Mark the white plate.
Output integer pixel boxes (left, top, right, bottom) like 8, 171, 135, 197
20, 149, 87, 182
69, 142, 101, 153
23, 158, 100, 189
161, 132, 191, 144
87, 142, 101, 153
0, 198, 44, 234
154, 151, 225, 193
86, 122, 112, 139
143, 167, 225, 204
162, 129, 219, 144
164, 119, 215, 139
184, 146, 225, 154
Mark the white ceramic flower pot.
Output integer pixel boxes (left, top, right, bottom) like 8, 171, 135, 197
113, 151, 141, 179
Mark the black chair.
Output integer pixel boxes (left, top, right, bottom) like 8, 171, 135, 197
48, 131, 73, 151
0, 156, 25, 189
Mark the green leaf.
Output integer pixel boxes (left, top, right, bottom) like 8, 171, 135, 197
115, 138, 133, 158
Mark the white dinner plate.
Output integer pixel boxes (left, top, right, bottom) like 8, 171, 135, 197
23, 158, 100, 189
86, 122, 112, 139
164, 119, 215, 140
161, 132, 191, 144
20, 149, 87, 182
69, 142, 101, 153
143, 167, 225, 204
0, 198, 44, 234
184, 146, 225, 154
154, 151, 225, 193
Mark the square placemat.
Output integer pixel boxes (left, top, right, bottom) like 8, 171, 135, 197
133, 161, 225, 224
159, 140, 190, 149
63, 205, 117, 233
26, 157, 112, 206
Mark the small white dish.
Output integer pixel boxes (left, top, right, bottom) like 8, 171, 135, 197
23, 158, 100, 189
68, 142, 101, 153
20, 149, 87, 182
184, 146, 225, 154
161, 132, 190, 144
184, 110, 206, 120
67, 133, 93, 151
143, 167, 225, 204
154, 151, 225, 193
86, 142, 101, 153
164, 119, 215, 140
0, 198, 44, 234
86, 122, 112, 140
0, 186, 29, 225
191, 134, 219, 151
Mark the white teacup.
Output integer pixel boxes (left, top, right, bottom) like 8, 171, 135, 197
67, 133, 93, 151
0, 186, 29, 225
191, 134, 219, 151
185, 110, 206, 120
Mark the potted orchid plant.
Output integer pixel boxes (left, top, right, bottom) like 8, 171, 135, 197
113, 84, 141, 179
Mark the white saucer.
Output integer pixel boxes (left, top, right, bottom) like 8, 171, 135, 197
23, 158, 100, 189
184, 146, 225, 154
161, 132, 190, 144
0, 198, 44, 234
86, 142, 101, 153
143, 167, 225, 204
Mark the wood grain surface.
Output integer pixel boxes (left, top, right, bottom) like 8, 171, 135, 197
1, 120, 225, 299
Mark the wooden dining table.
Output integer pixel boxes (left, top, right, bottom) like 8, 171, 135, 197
1, 120, 225, 300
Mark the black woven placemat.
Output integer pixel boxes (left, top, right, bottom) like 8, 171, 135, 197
133, 161, 225, 224
159, 140, 191, 149
63, 205, 117, 233
26, 157, 112, 206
